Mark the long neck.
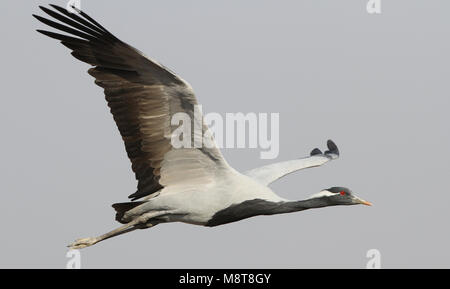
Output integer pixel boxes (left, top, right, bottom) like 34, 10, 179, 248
272, 197, 332, 214
205, 197, 332, 227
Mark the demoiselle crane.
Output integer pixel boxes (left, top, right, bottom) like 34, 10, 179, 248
33, 5, 372, 249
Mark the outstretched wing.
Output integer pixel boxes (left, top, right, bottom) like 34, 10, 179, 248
34, 5, 228, 200
245, 140, 340, 186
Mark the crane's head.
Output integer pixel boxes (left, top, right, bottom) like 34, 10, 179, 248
310, 187, 372, 206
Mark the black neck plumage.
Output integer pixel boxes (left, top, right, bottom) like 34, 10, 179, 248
205, 197, 331, 227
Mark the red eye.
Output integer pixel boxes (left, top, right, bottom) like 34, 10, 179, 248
340, 191, 346, 196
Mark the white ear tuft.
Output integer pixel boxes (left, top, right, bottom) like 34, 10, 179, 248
308, 190, 336, 199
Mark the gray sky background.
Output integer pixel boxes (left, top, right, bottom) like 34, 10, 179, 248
1, 0, 449, 268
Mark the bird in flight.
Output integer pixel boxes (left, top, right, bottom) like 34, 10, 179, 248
34, 4, 372, 249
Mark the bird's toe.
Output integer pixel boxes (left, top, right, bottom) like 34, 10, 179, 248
68, 237, 98, 249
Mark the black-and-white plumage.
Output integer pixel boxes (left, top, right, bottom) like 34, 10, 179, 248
34, 5, 371, 249
245, 140, 339, 186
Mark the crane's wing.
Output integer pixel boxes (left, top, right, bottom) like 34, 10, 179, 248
34, 5, 229, 200
245, 140, 339, 186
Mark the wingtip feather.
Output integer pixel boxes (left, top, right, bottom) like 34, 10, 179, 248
310, 148, 323, 156
325, 139, 339, 156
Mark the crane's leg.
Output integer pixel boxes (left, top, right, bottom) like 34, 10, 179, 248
67, 210, 167, 249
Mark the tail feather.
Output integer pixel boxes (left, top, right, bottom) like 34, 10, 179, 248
112, 201, 146, 224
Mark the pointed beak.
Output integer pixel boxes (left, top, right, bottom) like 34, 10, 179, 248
354, 197, 372, 206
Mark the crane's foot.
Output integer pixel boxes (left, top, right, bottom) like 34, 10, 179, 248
68, 237, 99, 249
